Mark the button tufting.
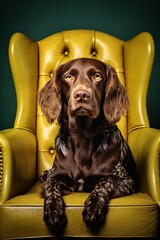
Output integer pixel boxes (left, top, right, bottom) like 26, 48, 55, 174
92, 51, 97, 56
49, 148, 55, 154
64, 51, 69, 56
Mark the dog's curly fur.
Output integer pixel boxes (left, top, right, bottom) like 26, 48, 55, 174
39, 58, 137, 234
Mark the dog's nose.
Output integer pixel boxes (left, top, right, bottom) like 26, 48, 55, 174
74, 89, 90, 103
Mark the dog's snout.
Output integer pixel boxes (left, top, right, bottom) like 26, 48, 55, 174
74, 89, 90, 103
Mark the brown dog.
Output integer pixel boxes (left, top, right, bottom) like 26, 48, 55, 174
39, 58, 137, 234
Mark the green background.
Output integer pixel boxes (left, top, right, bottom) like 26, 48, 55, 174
0, 0, 160, 130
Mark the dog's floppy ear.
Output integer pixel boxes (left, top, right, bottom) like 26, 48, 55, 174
103, 64, 129, 124
38, 68, 62, 124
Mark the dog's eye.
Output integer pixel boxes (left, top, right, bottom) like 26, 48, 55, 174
94, 73, 102, 81
65, 74, 73, 81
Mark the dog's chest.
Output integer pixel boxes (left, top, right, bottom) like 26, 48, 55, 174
67, 135, 109, 180
55, 124, 120, 181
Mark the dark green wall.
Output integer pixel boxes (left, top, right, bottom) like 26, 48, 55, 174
1, 0, 160, 130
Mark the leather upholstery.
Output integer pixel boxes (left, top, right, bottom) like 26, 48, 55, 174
0, 30, 159, 239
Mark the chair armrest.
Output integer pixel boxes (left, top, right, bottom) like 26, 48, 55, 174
0, 128, 37, 204
128, 128, 160, 205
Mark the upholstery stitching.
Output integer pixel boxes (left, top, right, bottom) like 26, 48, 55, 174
0, 147, 3, 194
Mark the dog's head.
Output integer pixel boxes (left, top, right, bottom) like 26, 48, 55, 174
39, 58, 129, 124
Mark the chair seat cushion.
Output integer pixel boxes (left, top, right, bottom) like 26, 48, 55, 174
0, 182, 158, 239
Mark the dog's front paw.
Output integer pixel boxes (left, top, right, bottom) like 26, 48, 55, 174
82, 192, 108, 228
44, 196, 67, 234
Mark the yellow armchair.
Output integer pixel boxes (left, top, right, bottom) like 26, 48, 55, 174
0, 30, 159, 239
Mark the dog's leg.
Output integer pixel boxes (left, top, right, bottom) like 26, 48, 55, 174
42, 175, 67, 234
82, 163, 136, 228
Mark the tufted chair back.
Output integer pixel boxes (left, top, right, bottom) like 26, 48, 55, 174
9, 29, 154, 177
